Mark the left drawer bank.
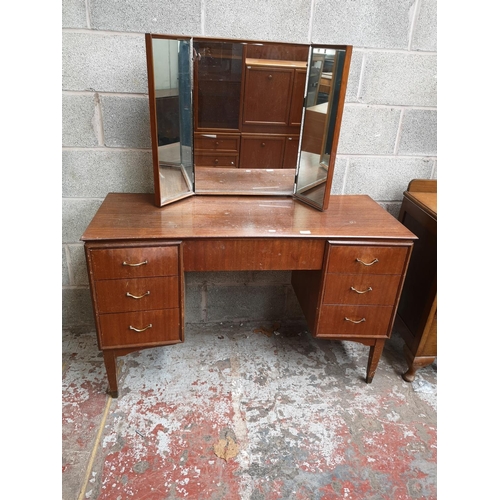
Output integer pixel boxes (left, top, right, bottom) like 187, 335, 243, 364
84, 241, 184, 397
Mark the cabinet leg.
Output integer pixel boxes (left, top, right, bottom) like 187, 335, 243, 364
102, 350, 119, 398
402, 345, 436, 382
366, 339, 385, 383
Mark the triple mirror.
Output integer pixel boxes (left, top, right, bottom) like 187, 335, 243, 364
145, 35, 352, 211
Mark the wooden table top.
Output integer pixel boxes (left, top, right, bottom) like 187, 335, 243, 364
81, 193, 417, 242
406, 192, 437, 218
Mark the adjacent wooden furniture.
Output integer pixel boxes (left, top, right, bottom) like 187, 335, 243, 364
396, 179, 437, 381
82, 193, 416, 397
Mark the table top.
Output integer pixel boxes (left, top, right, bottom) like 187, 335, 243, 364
405, 192, 437, 218
81, 193, 417, 242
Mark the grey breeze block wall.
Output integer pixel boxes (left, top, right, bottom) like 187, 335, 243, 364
62, 0, 437, 328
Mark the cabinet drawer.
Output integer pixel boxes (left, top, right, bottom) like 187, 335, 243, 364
94, 276, 179, 314
99, 309, 181, 348
194, 152, 238, 168
317, 305, 393, 338
326, 245, 408, 275
194, 133, 240, 152
323, 274, 401, 306
89, 245, 179, 280
239, 135, 286, 169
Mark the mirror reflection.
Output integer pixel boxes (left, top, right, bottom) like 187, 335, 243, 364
151, 37, 193, 205
193, 40, 308, 195
296, 47, 347, 208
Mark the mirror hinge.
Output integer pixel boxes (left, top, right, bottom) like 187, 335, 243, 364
294, 174, 299, 184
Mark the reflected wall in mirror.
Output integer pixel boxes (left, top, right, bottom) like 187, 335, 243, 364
295, 45, 352, 210
146, 35, 194, 206
193, 40, 308, 196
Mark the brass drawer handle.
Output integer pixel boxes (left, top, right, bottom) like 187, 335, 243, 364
344, 317, 366, 324
123, 260, 148, 267
126, 291, 151, 300
350, 286, 373, 294
356, 258, 379, 266
129, 324, 152, 332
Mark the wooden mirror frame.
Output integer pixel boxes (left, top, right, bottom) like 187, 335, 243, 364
145, 34, 352, 211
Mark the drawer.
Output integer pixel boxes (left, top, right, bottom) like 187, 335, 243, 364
316, 305, 394, 338
239, 135, 286, 169
194, 133, 240, 152
99, 309, 181, 348
94, 276, 179, 314
89, 245, 179, 280
194, 152, 239, 168
326, 245, 408, 275
323, 274, 401, 306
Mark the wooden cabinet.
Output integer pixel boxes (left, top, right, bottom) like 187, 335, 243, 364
82, 193, 416, 396
396, 180, 437, 381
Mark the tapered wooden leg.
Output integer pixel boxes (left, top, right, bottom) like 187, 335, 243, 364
366, 339, 386, 383
102, 350, 119, 398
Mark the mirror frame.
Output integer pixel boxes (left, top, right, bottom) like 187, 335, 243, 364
145, 34, 352, 211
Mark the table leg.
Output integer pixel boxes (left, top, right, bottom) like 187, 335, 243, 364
102, 350, 119, 398
366, 339, 385, 383
402, 344, 436, 382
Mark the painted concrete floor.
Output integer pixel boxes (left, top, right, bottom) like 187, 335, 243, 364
62, 319, 437, 500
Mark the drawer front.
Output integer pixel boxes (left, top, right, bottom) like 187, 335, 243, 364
195, 134, 240, 152
94, 276, 179, 314
327, 245, 408, 275
184, 238, 325, 271
317, 305, 393, 338
323, 274, 401, 306
99, 309, 181, 348
239, 135, 286, 169
194, 152, 239, 168
90, 245, 179, 280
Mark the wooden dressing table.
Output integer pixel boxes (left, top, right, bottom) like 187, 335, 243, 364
82, 193, 416, 397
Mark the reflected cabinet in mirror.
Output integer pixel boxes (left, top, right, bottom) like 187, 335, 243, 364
145, 35, 351, 210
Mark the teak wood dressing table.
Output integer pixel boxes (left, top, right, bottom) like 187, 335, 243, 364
82, 193, 416, 397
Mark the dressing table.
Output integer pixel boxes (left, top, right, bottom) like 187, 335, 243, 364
82, 35, 416, 396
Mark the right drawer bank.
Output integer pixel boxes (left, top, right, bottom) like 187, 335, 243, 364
292, 241, 412, 342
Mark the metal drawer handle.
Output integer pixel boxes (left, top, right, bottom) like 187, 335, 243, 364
356, 258, 379, 266
123, 260, 148, 267
126, 291, 151, 300
350, 286, 373, 294
344, 317, 366, 324
129, 324, 152, 332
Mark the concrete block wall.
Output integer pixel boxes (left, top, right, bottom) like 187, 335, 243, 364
62, 0, 437, 328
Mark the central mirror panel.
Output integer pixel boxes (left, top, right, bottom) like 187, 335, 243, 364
193, 39, 309, 195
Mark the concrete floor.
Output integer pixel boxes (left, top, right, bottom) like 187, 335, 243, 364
62, 318, 437, 500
